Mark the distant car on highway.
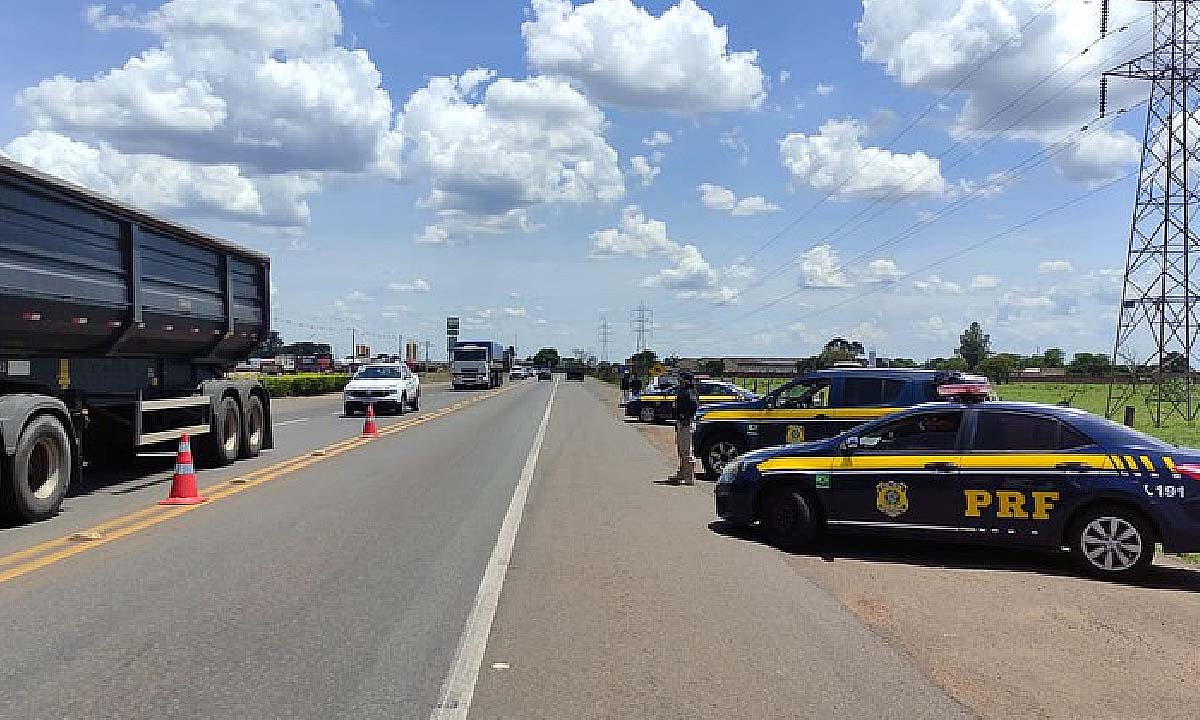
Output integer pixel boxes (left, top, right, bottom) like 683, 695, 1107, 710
343, 363, 420, 416
537, 368, 553, 381
510, 366, 529, 381
693, 369, 979, 478
625, 380, 755, 424
716, 380, 1200, 580
565, 366, 585, 381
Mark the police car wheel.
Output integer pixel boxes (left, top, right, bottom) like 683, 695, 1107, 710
638, 406, 656, 423
760, 486, 820, 550
701, 435, 744, 478
1068, 505, 1155, 579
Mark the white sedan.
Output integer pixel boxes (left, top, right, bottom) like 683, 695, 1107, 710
343, 363, 420, 416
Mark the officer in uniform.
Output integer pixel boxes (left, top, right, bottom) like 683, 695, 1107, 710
671, 372, 700, 485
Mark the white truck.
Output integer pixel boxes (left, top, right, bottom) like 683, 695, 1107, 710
450, 340, 508, 390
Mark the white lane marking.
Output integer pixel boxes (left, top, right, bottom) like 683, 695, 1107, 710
430, 378, 558, 720
274, 417, 310, 427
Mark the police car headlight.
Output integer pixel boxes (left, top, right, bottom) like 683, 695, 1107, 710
718, 461, 743, 485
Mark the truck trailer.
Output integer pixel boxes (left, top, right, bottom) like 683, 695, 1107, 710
450, 340, 508, 389
0, 157, 274, 522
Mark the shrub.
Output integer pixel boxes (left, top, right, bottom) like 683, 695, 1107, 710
260, 373, 349, 397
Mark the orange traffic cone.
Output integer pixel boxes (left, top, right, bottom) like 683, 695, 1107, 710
159, 433, 208, 505
362, 402, 379, 438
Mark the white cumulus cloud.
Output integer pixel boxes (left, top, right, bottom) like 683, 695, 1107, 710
7, 0, 402, 226
799, 245, 852, 289
399, 68, 623, 241
970, 274, 1001, 290
523, 0, 765, 113
629, 155, 661, 186
780, 118, 948, 200
1037, 260, 1073, 274
697, 183, 779, 216
643, 130, 673, 146
862, 258, 904, 284
912, 275, 964, 294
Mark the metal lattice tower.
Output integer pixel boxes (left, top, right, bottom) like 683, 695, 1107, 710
598, 315, 612, 363
1106, 0, 1200, 426
630, 303, 652, 353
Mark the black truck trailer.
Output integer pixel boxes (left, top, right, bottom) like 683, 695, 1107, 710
0, 157, 274, 522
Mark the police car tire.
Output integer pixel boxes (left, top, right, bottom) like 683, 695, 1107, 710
700, 433, 744, 478
1067, 504, 1155, 580
760, 486, 820, 550
639, 406, 656, 423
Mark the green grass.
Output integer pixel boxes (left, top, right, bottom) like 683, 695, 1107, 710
998, 382, 1200, 447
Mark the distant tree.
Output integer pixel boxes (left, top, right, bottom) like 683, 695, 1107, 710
628, 349, 659, 378
1067, 352, 1113, 376
280, 341, 332, 356
956, 322, 990, 370
1043, 348, 1065, 368
823, 337, 865, 357
887, 357, 920, 369
978, 354, 1018, 384
795, 356, 825, 373
531, 347, 561, 368
1163, 351, 1189, 374
699, 359, 725, 376
927, 357, 969, 372
254, 330, 285, 358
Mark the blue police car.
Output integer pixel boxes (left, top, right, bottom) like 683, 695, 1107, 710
714, 381, 1200, 579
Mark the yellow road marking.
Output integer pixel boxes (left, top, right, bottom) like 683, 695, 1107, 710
0, 383, 519, 585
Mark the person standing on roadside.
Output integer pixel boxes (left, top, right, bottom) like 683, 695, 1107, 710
620, 372, 632, 404
671, 372, 700, 485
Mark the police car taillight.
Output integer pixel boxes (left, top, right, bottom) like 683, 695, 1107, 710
1173, 463, 1200, 482
936, 381, 993, 401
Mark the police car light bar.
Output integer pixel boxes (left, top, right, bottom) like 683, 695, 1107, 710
936, 381, 993, 400
1173, 463, 1200, 483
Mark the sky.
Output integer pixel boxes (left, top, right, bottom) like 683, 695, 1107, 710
0, 0, 1157, 361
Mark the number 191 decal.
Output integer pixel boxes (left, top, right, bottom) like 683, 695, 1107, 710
1145, 484, 1186, 499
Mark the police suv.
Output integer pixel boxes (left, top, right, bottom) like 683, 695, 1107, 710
624, 379, 756, 423
693, 369, 965, 478
714, 381, 1200, 579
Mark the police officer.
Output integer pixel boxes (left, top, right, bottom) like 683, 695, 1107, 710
671, 372, 700, 485
620, 372, 632, 404
630, 373, 643, 397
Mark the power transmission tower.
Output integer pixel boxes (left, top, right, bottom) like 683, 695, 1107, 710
1105, 0, 1200, 426
598, 315, 612, 363
630, 302, 652, 354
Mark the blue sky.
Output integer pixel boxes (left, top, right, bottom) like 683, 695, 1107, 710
1, 0, 1151, 361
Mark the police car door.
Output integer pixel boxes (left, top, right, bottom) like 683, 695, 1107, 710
823, 409, 965, 529
958, 409, 1097, 545
766, 377, 834, 446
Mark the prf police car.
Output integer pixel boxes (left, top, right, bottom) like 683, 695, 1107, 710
715, 381, 1200, 579
624, 379, 756, 423
693, 369, 966, 478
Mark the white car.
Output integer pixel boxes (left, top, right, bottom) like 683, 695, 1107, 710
343, 363, 420, 416
510, 366, 528, 381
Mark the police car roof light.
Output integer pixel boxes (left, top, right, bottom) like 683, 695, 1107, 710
936, 381, 993, 401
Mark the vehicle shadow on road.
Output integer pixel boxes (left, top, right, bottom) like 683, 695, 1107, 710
708, 520, 1200, 592
69, 456, 177, 499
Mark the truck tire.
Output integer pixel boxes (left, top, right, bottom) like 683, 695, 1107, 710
198, 397, 241, 467
242, 396, 265, 459
1067, 504, 1155, 580
398, 393, 407, 416
410, 391, 420, 411
699, 433, 745, 478
2, 414, 71, 522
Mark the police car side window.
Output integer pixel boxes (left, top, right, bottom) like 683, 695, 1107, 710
858, 411, 962, 452
776, 380, 830, 409
1059, 425, 1095, 450
841, 377, 907, 407
972, 412, 1060, 451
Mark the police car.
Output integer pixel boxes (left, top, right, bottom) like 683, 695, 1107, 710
693, 369, 966, 478
624, 379, 756, 423
714, 380, 1200, 579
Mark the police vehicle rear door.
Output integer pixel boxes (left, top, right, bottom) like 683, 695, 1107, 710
958, 409, 1103, 545
823, 409, 965, 530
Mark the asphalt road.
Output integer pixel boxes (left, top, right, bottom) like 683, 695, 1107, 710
2, 377, 1192, 718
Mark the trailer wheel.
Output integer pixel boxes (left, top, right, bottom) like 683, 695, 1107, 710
242, 396, 265, 459
2, 415, 71, 522
198, 397, 241, 467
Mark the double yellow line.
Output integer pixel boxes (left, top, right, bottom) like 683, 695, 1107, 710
0, 384, 517, 585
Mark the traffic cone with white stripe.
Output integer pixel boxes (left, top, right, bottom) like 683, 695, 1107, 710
362, 402, 379, 438
159, 433, 208, 505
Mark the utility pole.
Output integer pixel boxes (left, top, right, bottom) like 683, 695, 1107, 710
630, 302, 652, 354
1104, 0, 1200, 425
598, 314, 612, 363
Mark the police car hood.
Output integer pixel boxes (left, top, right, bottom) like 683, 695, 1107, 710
742, 437, 839, 464
696, 398, 760, 414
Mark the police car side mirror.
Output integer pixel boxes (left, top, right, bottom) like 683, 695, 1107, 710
840, 437, 860, 454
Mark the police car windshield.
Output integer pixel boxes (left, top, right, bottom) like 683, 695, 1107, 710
356, 366, 402, 379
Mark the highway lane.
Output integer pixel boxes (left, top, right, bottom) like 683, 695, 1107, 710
0, 377, 552, 719
0, 380, 468, 553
